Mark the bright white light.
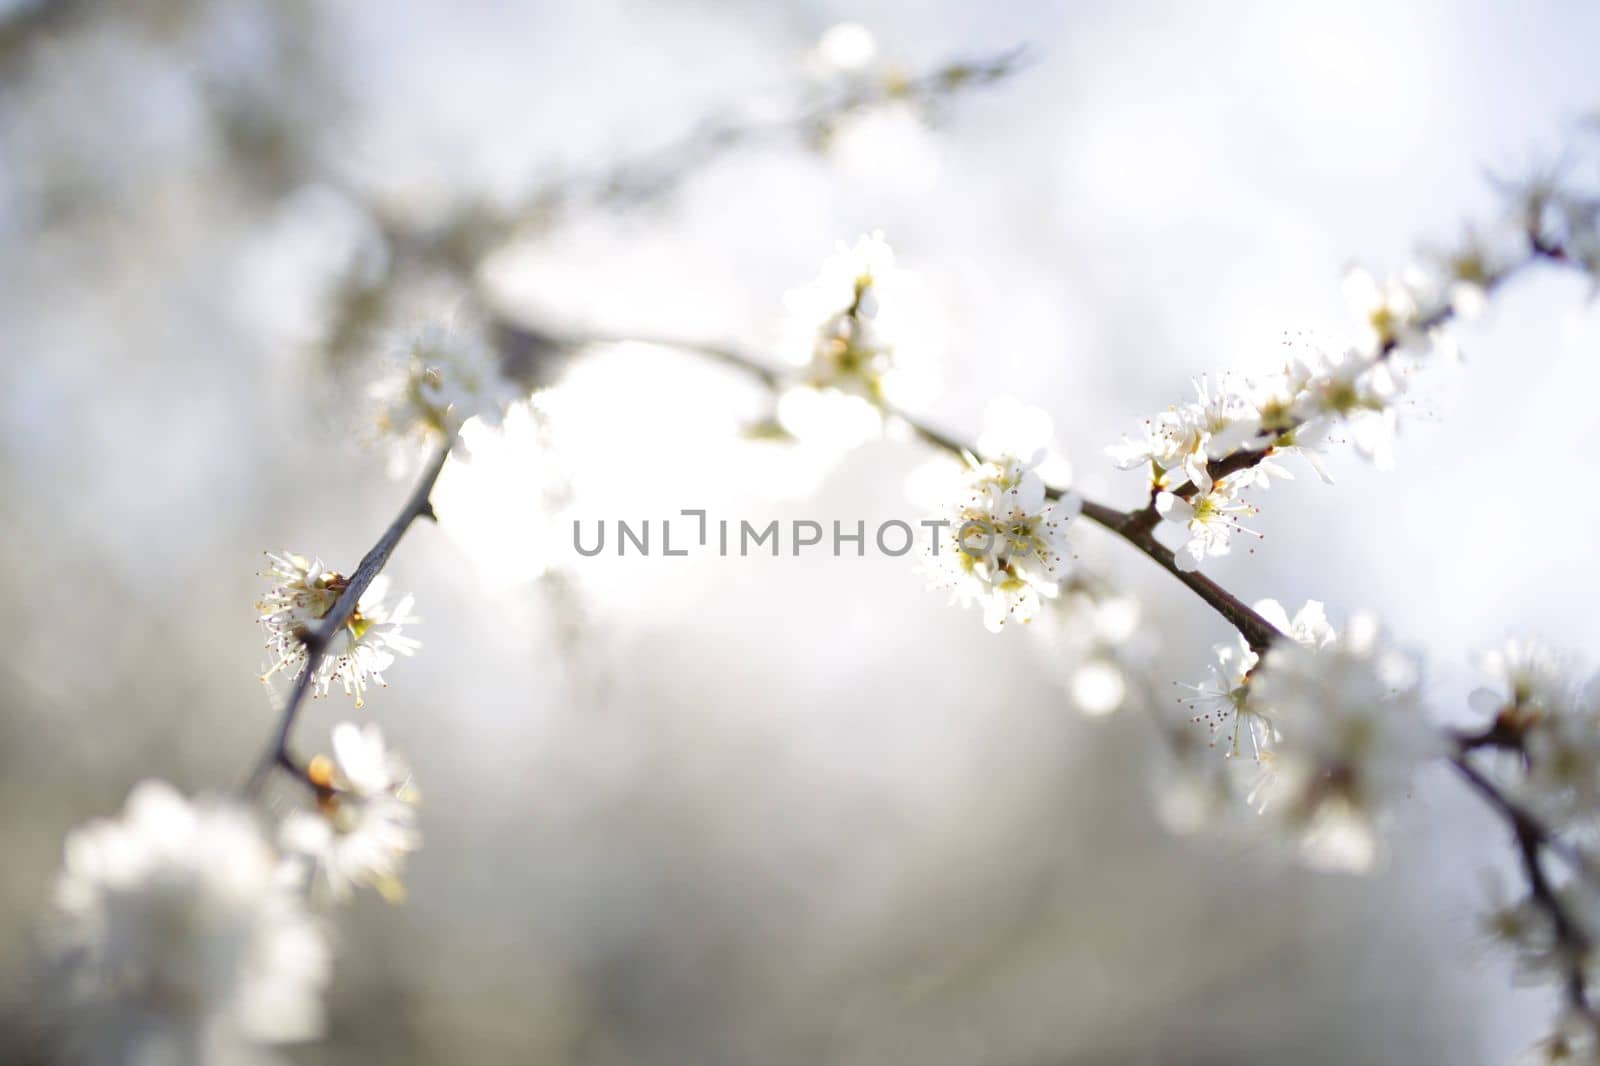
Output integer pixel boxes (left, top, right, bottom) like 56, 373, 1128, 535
431, 401, 564, 584
815, 22, 877, 72
1070, 658, 1126, 716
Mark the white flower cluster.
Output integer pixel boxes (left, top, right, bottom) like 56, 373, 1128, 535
41, 720, 421, 1063
774, 232, 940, 448
1109, 346, 1413, 570
258, 552, 420, 708
925, 452, 1079, 632
281, 723, 421, 903
40, 782, 328, 1064
1470, 638, 1600, 833
372, 322, 523, 474
1102, 198, 1572, 576
1175, 603, 1440, 871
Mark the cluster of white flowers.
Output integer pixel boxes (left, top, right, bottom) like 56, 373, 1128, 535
1107, 345, 1414, 570
281, 723, 420, 903
40, 782, 330, 1064
41, 716, 422, 1063
1173, 603, 1440, 871
1100, 201, 1568, 577
258, 552, 420, 707
371, 322, 524, 474
924, 452, 1079, 632
775, 232, 939, 447
1250, 611, 1441, 871
1470, 638, 1600, 833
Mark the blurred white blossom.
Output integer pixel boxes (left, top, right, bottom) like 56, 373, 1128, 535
977, 397, 1074, 487
1034, 568, 1148, 717
371, 322, 522, 475
1178, 599, 1333, 760
1471, 638, 1600, 832
777, 233, 937, 439
281, 724, 420, 903
1343, 267, 1436, 356
40, 782, 329, 1064
1250, 613, 1442, 871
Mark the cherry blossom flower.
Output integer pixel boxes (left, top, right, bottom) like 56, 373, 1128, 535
1178, 599, 1333, 761
1153, 476, 1260, 573
1429, 225, 1530, 320
1290, 345, 1403, 468
39, 782, 329, 1064
259, 553, 420, 707
1177, 641, 1271, 760
779, 232, 899, 407
1107, 376, 1257, 495
1249, 612, 1442, 871
280, 723, 420, 903
372, 322, 523, 474
1343, 267, 1436, 356
926, 454, 1079, 631
1470, 639, 1600, 832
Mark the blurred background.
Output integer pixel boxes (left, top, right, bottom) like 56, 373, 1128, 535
1, 1, 1598, 1063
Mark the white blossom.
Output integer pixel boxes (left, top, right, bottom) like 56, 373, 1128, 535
1176, 641, 1270, 760
259, 553, 420, 708
1471, 639, 1600, 831
977, 397, 1074, 487
280, 724, 420, 903
1343, 266, 1438, 356
1249, 612, 1442, 871
1106, 375, 1259, 495
1469, 638, 1575, 720
1240, 358, 1334, 484
1153, 475, 1259, 573
1429, 224, 1530, 320
926, 454, 1079, 631
779, 232, 900, 407
39, 782, 329, 1064
1178, 599, 1334, 760
1290, 345, 1403, 468
372, 322, 522, 473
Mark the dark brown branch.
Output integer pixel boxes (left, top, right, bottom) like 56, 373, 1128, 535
1076, 499, 1282, 654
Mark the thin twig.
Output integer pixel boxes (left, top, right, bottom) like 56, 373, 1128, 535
244, 441, 451, 795
1166, 237, 1580, 502
1452, 753, 1600, 1029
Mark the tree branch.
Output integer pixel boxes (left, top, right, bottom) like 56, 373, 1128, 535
244, 440, 451, 795
1451, 752, 1600, 1030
